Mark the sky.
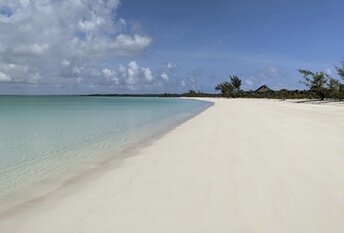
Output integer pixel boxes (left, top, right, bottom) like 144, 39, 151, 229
0, 0, 343, 95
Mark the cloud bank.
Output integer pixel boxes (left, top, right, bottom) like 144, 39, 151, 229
0, 0, 157, 93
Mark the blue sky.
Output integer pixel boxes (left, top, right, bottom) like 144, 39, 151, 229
0, 0, 343, 94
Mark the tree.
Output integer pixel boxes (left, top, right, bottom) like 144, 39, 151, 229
229, 75, 242, 92
215, 81, 233, 95
334, 61, 344, 99
215, 75, 242, 97
327, 78, 341, 98
298, 69, 329, 100
185, 89, 198, 97
335, 61, 344, 80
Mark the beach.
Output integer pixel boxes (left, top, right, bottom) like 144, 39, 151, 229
1, 98, 344, 233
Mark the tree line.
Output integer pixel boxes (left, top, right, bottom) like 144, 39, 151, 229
214, 61, 344, 99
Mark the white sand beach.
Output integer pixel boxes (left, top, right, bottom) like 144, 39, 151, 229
1, 98, 344, 233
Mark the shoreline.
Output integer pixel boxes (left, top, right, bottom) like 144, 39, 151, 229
1, 98, 344, 233
0, 98, 213, 215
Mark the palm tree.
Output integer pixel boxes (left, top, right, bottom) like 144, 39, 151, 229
215, 75, 242, 97
215, 81, 233, 94
229, 75, 242, 92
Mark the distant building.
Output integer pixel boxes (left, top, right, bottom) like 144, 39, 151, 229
255, 85, 273, 93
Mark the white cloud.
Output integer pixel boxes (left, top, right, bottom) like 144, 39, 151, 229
91, 61, 174, 90
158, 62, 176, 82
126, 61, 139, 84
78, 17, 104, 32
142, 67, 154, 82
0, 72, 12, 82
0, 0, 152, 91
160, 72, 169, 81
12, 43, 49, 56
0, 63, 41, 84
102, 68, 119, 84
113, 34, 151, 52
166, 62, 176, 69
102, 68, 114, 78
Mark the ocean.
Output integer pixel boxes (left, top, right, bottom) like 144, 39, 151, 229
0, 96, 211, 211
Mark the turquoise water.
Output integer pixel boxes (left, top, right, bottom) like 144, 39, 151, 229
0, 96, 211, 211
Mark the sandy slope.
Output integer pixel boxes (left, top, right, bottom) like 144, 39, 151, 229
1, 98, 344, 233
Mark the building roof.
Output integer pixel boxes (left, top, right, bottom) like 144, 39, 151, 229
255, 85, 273, 93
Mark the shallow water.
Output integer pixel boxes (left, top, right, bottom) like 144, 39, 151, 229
0, 96, 211, 211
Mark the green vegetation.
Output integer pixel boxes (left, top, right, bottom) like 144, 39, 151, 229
335, 61, 344, 79
297, 61, 344, 99
212, 61, 344, 100
298, 69, 329, 100
215, 74, 293, 98
215, 75, 243, 97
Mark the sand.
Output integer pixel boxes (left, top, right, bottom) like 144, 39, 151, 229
1, 98, 344, 233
